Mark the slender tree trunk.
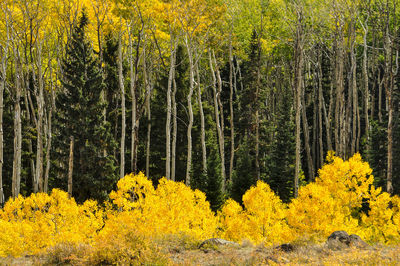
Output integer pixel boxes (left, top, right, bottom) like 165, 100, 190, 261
378, 68, 383, 123
165, 36, 176, 179
144, 46, 151, 177
210, 51, 226, 191
129, 26, 140, 174
0, 45, 7, 205
12, 44, 22, 198
35, 41, 44, 192
196, 57, 207, 174
334, 19, 345, 157
294, 10, 304, 198
387, 90, 394, 194
361, 16, 369, 146
44, 68, 55, 194
301, 80, 314, 180
213, 51, 226, 187
312, 67, 318, 173
185, 36, 194, 186
24, 74, 36, 189
326, 65, 334, 151
171, 78, 178, 181
68, 136, 74, 197
317, 51, 324, 167
0, 7, 8, 203
255, 85, 260, 181
228, 31, 235, 183
351, 22, 358, 156
146, 96, 151, 177
384, 10, 394, 194
118, 33, 126, 179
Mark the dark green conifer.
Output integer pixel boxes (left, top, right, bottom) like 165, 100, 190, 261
230, 136, 257, 204
54, 10, 117, 202
266, 87, 295, 202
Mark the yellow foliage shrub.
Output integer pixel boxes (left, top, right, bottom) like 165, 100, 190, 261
361, 188, 400, 244
286, 152, 400, 244
2, 160, 400, 259
0, 189, 103, 257
287, 153, 373, 241
218, 181, 292, 245
217, 199, 248, 242
108, 172, 217, 240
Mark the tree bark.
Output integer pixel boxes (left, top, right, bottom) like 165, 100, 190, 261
118, 33, 126, 179
0, 43, 7, 205
12, 43, 22, 199
294, 9, 304, 198
196, 56, 207, 174
68, 136, 74, 197
228, 31, 235, 183
361, 15, 369, 147
317, 51, 324, 167
165, 36, 176, 179
143, 45, 151, 177
35, 40, 44, 192
23, 71, 36, 190
171, 78, 178, 181
44, 61, 55, 194
213, 51, 226, 187
185, 36, 194, 186
334, 13, 345, 157
384, 12, 394, 194
378, 68, 383, 123
350, 21, 358, 156
210, 50, 226, 191
301, 80, 314, 180
129, 25, 141, 174
312, 65, 318, 173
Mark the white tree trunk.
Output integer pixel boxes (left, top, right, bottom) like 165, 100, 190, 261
118, 33, 126, 179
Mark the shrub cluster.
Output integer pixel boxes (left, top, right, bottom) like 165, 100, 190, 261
1, 153, 400, 262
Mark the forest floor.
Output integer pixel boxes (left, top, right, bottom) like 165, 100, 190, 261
1, 242, 400, 265
167, 243, 400, 265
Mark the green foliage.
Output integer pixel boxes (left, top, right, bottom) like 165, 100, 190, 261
265, 85, 295, 202
367, 120, 387, 189
191, 100, 225, 211
54, 10, 118, 202
230, 136, 257, 204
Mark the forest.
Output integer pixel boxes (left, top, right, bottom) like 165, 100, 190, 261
0, 0, 399, 210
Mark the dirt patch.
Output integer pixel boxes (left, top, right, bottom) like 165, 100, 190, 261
2, 244, 400, 265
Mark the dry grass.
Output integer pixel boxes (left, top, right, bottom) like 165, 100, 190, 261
167, 242, 400, 265
2, 239, 400, 265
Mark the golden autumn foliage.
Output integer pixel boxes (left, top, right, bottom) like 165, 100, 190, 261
1, 153, 400, 259
0, 189, 103, 257
107, 172, 217, 240
218, 182, 292, 245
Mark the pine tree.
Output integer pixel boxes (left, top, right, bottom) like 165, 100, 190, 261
191, 102, 224, 211
266, 87, 295, 202
103, 33, 120, 154
229, 30, 261, 203
230, 135, 257, 203
367, 119, 387, 190
54, 10, 117, 202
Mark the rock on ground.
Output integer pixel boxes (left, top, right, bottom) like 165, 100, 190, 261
327, 231, 368, 250
198, 238, 239, 248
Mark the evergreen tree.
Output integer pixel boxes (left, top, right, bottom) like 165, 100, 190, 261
54, 10, 117, 202
230, 30, 262, 203
191, 102, 224, 211
230, 135, 257, 203
266, 87, 295, 202
103, 33, 120, 156
367, 119, 387, 190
